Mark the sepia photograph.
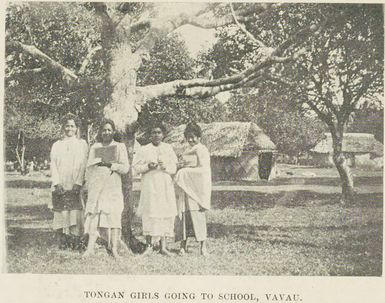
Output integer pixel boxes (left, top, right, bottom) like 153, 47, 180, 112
2, 0, 384, 281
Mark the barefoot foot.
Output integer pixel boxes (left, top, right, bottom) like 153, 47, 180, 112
82, 249, 95, 258
200, 247, 209, 257
160, 249, 173, 256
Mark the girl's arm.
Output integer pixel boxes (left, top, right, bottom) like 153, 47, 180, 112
163, 146, 177, 175
50, 142, 60, 187
182, 144, 198, 156
133, 146, 151, 175
196, 145, 210, 169
75, 140, 89, 186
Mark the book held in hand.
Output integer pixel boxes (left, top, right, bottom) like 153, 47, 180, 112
94, 145, 117, 163
182, 154, 198, 167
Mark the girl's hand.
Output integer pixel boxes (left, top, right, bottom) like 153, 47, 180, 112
177, 160, 186, 169
158, 159, 166, 170
97, 161, 112, 168
54, 184, 65, 195
72, 184, 82, 193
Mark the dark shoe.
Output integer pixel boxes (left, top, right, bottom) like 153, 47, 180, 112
141, 244, 154, 256
58, 234, 68, 250
95, 237, 114, 256
78, 235, 89, 252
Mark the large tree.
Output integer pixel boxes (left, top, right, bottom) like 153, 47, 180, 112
199, 3, 383, 203
6, 2, 382, 247
288, 4, 384, 203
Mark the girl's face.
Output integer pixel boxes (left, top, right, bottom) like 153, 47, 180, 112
101, 123, 114, 143
64, 120, 77, 137
150, 127, 164, 146
185, 133, 200, 147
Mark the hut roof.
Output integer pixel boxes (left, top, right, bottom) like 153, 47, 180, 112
311, 133, 383, 156
165, 122, 276, 157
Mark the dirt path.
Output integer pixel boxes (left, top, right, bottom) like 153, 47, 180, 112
211, 184, 382, 194
131, 182, 382, 194
6, 172, 382, 194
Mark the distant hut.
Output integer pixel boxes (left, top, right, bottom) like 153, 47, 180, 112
310, 133, 383, 168
165, 122, 278, 181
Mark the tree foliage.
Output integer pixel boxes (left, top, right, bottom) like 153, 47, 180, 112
137, 34, 227, 130
5, 2, 383, 203
348, 107, 384, 143
5, 2, 107, 131
227, 88, 325, 156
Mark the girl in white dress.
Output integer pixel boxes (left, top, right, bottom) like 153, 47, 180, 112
175, 122, 211, 256
134, 124, 177, 256
50, 113, 88, 249
83, 119, 129, 257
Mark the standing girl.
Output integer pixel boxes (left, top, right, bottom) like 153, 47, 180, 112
174, 122, 211, 256
83, 119, 129, 257
134, 123, 177, 256
50, 113, 88, 249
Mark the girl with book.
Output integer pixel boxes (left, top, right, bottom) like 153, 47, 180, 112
83, 119, 129, 257
174, 122, 211, 256
133, 123, 178, 256
50, 113, 88, 250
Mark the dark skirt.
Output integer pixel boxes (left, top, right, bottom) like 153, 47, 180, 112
52, 190, 82, 212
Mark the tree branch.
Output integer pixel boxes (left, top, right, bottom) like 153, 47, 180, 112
78, 45, 102, 75
132, 12, 327, 105
264, 74, 294, 86
90, 2, 113, 24
272, 16, 328, 57
134, 3, 276, 56
6, 40, 78, 82
136, 73, 263, 102
340, 73, 379, 122
229, 3, 266, 49
130, 19, 151, 33
6, 67, 47, 78
310, 74, 339, 118
306, 98, 334, 128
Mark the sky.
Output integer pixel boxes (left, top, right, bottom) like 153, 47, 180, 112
174, 24, 217, 59
174, 24, 231, 102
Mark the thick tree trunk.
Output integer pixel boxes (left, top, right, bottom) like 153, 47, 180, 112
121, 132, 145, 253
106, 41, 144, 252
331, 130, 355, 204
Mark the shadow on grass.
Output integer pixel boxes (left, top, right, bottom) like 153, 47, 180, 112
6, 203, 52, 220
208, 221, 382, 239
216, 176, 383, 187
212, 191, 383, 211
211, 191, 339, 210
7, 227, 56, 251
6, 179, 51, 189
352, 193, 383, 208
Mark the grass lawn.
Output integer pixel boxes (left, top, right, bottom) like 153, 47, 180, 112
4, 170, 383, 276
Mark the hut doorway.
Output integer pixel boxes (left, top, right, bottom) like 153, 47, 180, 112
258, 152, 273, 180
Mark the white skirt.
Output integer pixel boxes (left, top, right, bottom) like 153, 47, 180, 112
142, 216, 175, 242
52, 209, 84, 235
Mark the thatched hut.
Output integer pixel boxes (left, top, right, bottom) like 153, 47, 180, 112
165, 122, 278, 181
310, 133, 383, 168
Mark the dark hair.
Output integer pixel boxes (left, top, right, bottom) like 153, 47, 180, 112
96, 118, 118, 142
149, 122, 167, 135
184, 122, 202, 138
61, 113, 81, 129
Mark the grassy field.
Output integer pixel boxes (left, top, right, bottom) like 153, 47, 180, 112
4, 168, 383, 275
